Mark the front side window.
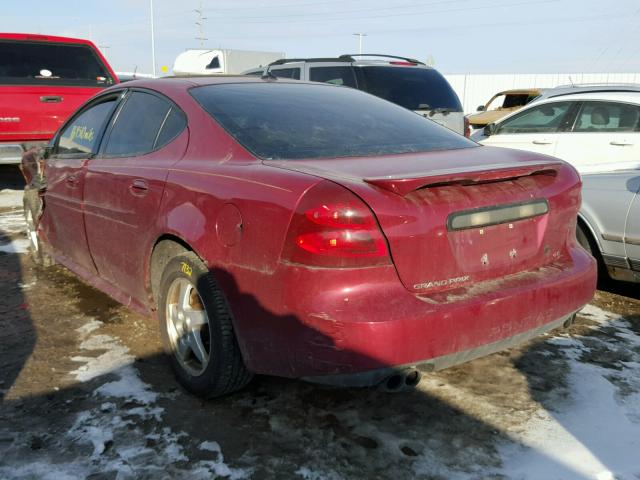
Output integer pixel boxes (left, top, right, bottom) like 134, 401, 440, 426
103, 91, 185, 156
57, 99, 117, 155
309, 66, 357, 88
0, 40, 114, 87
572, 101, 640, 132
485, 93, 537, 111
191, 82, 476, 160
496, 102, 572, 134
270, 68, 301, 80
503, 94, 536, 108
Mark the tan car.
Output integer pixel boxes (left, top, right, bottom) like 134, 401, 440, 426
467, 89, 541, 128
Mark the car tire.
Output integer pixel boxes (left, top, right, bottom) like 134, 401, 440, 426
157, 252, 252, 397
576, 222, 606, 280
23, 188, 53, 267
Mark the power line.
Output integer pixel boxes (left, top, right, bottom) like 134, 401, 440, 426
195, 1, 208, 47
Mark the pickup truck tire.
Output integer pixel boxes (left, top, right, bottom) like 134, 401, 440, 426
157, 252, 252, 398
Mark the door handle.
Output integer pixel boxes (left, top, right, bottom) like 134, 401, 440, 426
532, 140, 552, 145
40, 95, 62, 103
129, 179, 149, 195
610, 141, 633, 146
66, 173, 79, 186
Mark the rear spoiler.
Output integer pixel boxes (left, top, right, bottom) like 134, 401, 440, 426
363, 161, 564, 196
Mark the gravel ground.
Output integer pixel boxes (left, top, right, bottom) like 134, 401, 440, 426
1, 165, 639, 480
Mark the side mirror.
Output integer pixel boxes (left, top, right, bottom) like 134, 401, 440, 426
42, 145, 53, 159
483, 123, 496, 136
476, 105, 486, 112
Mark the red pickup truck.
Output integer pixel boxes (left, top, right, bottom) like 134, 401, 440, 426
0, 33, 118, 164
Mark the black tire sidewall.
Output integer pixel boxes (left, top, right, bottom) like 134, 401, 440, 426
157, 253, 234, 396
576, 224, 593, 256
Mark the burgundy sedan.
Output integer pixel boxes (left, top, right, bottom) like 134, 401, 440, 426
31, 76, 596, 397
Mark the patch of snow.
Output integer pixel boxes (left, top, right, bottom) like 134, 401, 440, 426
199, 440, 221, 452
498, 305, 640, 479
18, 280, 36, 290
0, 189, 23, 209
70, 322, 156, 404
0, 210, 26, 234
0, 238, 29, 254
60, 318, 252, 479
296, 467, 343, 480
0, 462, 88, 480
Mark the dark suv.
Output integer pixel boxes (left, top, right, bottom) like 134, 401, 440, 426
244, 54, 466, 136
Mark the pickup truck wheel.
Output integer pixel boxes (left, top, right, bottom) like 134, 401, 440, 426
157, 252, 252, 397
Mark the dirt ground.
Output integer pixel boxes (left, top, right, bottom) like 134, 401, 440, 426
1, 165, 639, 480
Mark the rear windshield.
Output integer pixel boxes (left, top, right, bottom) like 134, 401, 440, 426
0, 40, 114, 87
191, 82, 475, 160
357, 66, 462, 112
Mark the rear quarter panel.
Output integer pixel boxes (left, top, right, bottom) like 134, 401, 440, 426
145, 90, 321, 364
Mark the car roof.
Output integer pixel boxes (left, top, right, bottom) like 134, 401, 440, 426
101, 75, 323, 95
533, 90, 640, 105
0, 32, 96, 46
495, 89, 543, 95
535, 84, 640, 101
267, 54, 431, 68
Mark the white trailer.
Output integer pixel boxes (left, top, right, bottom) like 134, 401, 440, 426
173, 49, 284, 76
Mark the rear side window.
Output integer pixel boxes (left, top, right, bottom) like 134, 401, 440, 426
309, 66, 357, 88
191, 82, 475, 160
104, 92, 186, 156
573, 101, 640, 132
356, 66, 462, 111
0, 40, 114, 87
206, 56, 221, 69
270, 68, 301, 80
496, 102, 572, 134
57, 99, 117, 155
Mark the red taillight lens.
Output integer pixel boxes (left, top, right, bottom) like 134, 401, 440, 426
464, 117, 471, 138
283, 182, 390, 267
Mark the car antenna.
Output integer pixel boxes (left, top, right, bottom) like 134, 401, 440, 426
568, 75, 575, 87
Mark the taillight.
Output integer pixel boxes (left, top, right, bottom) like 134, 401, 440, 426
283, 181, 390, 267
464, 116, 471, 138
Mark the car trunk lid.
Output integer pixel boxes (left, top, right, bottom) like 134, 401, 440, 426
266, 146, 579, 294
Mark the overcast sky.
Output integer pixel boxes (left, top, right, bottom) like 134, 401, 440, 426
3, 0, 640, 75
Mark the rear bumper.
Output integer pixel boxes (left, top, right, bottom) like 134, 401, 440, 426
232, 246, 596, 383
304, 311, 576, 387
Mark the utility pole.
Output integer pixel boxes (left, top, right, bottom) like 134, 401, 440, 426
150, 0, 156, 77
195, 1, 208, 47
353, 33, 367, 55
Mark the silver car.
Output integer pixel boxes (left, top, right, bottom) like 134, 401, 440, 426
577, 169, 640, 283
244, 54, 466, 136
